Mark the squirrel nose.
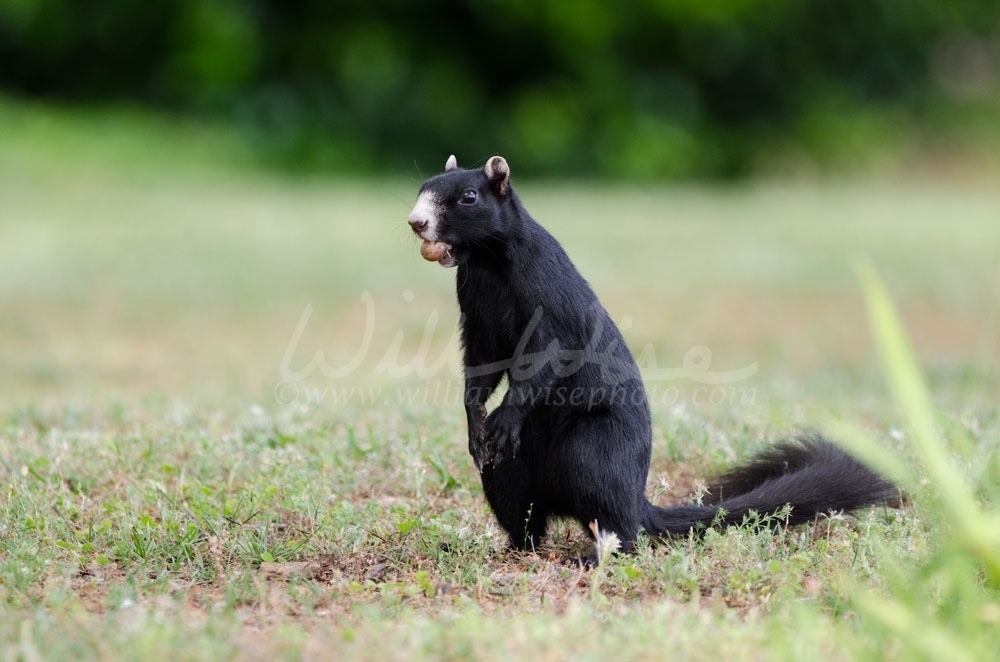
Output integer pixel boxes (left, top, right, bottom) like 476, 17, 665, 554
409, 218, 429, 234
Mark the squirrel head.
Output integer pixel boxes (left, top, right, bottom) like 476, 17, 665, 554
407, 155, 516, 268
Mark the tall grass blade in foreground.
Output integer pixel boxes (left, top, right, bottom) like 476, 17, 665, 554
830, 262, 1000, 659
856, 260, 1000, 584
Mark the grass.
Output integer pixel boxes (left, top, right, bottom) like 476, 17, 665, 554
0, 97, 998, 659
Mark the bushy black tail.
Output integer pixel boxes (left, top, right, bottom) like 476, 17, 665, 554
642, 435, 898, 536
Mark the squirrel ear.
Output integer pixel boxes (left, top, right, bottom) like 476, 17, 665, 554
484, 156, 510, 197
445, 154, 458, 171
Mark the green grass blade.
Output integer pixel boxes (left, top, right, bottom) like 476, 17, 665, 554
857, 259, 1000, 584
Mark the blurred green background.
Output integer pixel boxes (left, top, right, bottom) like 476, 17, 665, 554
1, 0, 998, 408
2, 0, 999, 178
1, 5, 999, 657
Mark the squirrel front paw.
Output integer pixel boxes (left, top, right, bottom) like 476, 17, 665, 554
468, 426, 491, 473
467, 404, 490, 472
483, 406, 523, 466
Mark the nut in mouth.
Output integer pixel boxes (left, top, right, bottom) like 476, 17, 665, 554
419, 240, 457, 267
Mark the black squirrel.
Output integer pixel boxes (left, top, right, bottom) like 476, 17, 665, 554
407, 154, 896, 561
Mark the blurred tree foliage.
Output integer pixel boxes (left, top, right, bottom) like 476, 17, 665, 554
1, 0, 998, 177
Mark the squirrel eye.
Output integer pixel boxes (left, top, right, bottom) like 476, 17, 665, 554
459, 189, 478, 205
